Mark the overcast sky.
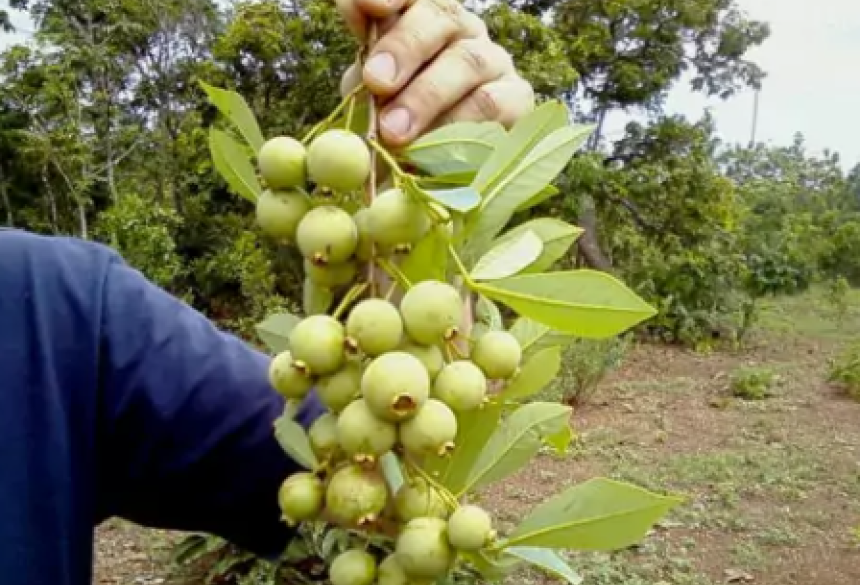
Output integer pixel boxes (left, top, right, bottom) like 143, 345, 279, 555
2, 0, 858, 169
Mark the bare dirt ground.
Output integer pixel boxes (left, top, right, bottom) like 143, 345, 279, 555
93, 289, 860, 585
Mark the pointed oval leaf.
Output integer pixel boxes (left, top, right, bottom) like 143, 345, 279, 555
493, 219, 583, 274
462, 402, 572, 494
478, 270, 657, 339
503, 478, 684, 551
274, 411, 319, 471
303, 278, 334, 316
472, 229, 544, 281
200, 81, 265, 152
422, 186, 482, 213
400, 224, 449, 284
418, 171, 477, 188
509, 318, 576, 360
404, 121, 506, 175
433, 401, 504, 493
504, 548, 583, 585
209, 128, 263, 204
255, 312, 302, 354
464, 124, 595, 262
472, 101, 570, 195
515, 184, 560, 212
500, 346, 562, 402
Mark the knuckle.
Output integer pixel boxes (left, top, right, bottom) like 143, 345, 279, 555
470, 86, 501, 121
426, 0, 464, 23
452, 39, 491, 74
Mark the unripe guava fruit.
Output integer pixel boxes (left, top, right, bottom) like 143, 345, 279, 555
337, 398, 397, 459
305, 258, 357, 289
395, 517, 454, 580
471, 330, 523, 380
277, 472, 324, 526
432, 360, 487, 412
377, 554, 410, 585
399, 341, 445, 381
268, 350, 313, 400
361, 351, 430, 422
394, 478, 450, 523
309, 412, 341, 461
366, 188, 431, 249
306, 129, 371, 193
346, 299, 404, 357
258, 136, 307, 189
325, 463, 389, 527
399, 399, 458, 458
256, 189, 311, 241
296, 205, 359, 265
329, 548, 377, 585
289, 314, 346, 375
317, 363, 362, 413
446, 505, 494, 551
399, 281, 463, 345
353, 208, 376, 262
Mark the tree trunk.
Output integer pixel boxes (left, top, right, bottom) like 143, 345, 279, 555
577, 193, 613, 271
0, 163, 13, 226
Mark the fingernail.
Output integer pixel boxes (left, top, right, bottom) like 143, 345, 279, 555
381, 108, 412, 138
365, 52, 397, 84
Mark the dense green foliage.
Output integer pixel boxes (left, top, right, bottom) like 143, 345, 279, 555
0, 0, 857, 348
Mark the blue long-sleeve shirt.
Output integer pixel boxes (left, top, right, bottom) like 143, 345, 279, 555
0, 228, 324, 585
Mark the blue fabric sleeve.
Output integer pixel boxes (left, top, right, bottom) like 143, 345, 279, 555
95, 254, 325, 557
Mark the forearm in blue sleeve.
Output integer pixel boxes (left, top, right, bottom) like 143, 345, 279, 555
95, 257, 324, 557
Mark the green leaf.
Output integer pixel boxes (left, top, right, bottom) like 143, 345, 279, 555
471, 295, 504, 341
462, 402, 572, 494
200, 81, 265, 152
545, 421, 575, 454
509, 318, 576, 360
380, 452, 405, 494
503, 478, 684, 551
471, 229, 544, 281
255, 312, 301, 354
404, 121, 506, 175
303, 278, 334, 315
515, 184, 560, 212
503, 548, 582, 585
477, 270, 657, 339
435, 401, 504, 494
274, 409, 318, 471
500, 346, 562, 402
332, 98, 370, 135
422, 186, 482, 214
493, 219, 583, 274
400, 225, 449, 284
471, 101, 570, 196
418, 171, 476, 188
208, 128, 263, 204
463, 124, 594, 262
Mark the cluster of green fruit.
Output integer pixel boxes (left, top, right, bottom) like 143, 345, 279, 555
253, 125, 527, 585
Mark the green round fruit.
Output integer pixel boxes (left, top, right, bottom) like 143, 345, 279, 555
361, 351, 430, 422
394, 478, 450, 523
395, 517, 454, 580
268, 350, 313, 400
446, 505, 494, 551
399, 281, 463, 345
329, 548, 377, 585
346, 299, 404, 357
399, 399, 458, 458
366, 188, 431, 249
306, 129, 371, 193
289, 315, 346, 376
305, 258, 357, 288
337, 398, 398, 459
471, 331, 523, 380
433, 360, 487, 412
325, 463, 389, 527
256, 189, 311, 241
399, 341, 445, 381
277, 472, 324, 526
377, 554, 410, 585
309, 412, 341, 461
353, 208, 375, 262
258, 136, 307, 189
296, 205, 359, 265
317, 363, 362, 413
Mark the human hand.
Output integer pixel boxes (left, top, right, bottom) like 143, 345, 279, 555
336, 0, 535, 147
